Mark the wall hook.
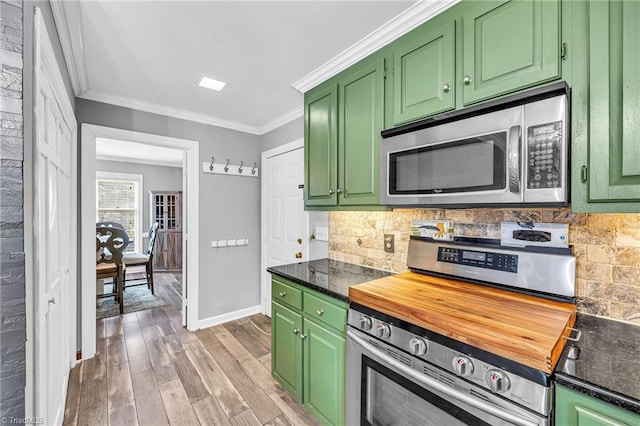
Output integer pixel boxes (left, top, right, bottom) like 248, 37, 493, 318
251, 162, 257, 175
209, 156, 215, 171
238, 160, 244, 174
224, 159, 229, 172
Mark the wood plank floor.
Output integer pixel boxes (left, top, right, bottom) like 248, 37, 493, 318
64, 272, 319, 426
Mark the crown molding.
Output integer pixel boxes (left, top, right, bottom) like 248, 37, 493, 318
50, 0, 89, 96
258, 106, 303, 135
80, 90, 263, 135
292, 0, 461, 93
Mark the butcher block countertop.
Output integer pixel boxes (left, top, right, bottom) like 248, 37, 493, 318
349, 271, 577, 374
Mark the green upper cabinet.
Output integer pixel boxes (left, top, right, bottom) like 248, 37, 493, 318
304, 85, 338, 207
461, 0, 560, 105
304, 55, 386, 209
586, 0, 640, 205
391, 20, 455, 125
339, 59, 384, 206
568, 0, 640, 212
555, 385, 640, 425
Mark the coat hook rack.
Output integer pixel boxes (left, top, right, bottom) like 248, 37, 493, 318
202, 157, 259, 178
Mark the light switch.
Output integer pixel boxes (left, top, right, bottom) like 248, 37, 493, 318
315, 226, 329, 241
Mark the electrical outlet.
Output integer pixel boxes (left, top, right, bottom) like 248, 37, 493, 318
384, 234, 394, 253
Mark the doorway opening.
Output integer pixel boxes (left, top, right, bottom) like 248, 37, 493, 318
81, 124, 199, 359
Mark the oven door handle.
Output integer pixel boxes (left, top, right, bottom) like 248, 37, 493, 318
347, 330, 540, 426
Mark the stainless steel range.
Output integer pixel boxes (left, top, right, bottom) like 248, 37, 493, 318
346, 237, 576, 426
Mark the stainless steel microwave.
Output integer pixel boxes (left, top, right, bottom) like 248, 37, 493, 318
380, 83, 570, 208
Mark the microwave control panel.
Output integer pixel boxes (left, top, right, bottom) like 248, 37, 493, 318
437, 247, 518, 273
527, 121, 562, 189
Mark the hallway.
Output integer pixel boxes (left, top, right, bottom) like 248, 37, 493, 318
63, 273, 318, 425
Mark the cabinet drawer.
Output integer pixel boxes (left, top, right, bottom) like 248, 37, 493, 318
272, 279, 303, 310
303, 292, 347, 333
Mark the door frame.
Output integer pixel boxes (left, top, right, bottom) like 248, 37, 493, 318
80, 124, 199, 359
260, 138, 306, 316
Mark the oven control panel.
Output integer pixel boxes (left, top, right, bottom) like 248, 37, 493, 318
438, 247, 518, 273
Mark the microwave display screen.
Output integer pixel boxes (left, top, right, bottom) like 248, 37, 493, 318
389, 132, 507, 194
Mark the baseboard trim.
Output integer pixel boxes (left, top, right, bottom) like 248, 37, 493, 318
197, 305, 261, 330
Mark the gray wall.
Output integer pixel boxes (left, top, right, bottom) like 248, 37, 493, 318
96, 160, 183, 235
76, 99, 262, 321
261, 117, 303, 152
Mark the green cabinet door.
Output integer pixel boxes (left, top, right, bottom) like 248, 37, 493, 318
461, 0, 560, 105
271, 301, 303, 402
556, 385, 640, 425
302, 318, 346, 426
305, 85, 338, 206
392, 20, 455, 125
586, 0, 640, 204
338, 59, 384, 206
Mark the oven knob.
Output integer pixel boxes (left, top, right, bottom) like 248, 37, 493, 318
375, 323, 391, 339
451, 356, 474, 377
485, 370, 511, 393
358, 316, 373, 330
409, 338, 428, 356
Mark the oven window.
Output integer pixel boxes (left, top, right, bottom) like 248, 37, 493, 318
389, 132, 507, 194
361, 356, 491, 426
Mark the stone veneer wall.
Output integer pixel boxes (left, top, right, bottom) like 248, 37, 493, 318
329, 209, 640, 324
0, 0, 25, 418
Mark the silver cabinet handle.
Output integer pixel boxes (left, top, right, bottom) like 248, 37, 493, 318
316, 309, 324, 316
562, 327, 582, 342
48, 297, 56, 305
336, 188, 343, 193
292, 328, 300, 335
329, 189, 335, 194
443, 83, 450, 93
299, 333, 307, 340
463, 75, 472, 85
278, 291, 286, 297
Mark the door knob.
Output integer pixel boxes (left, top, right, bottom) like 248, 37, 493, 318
295, 252, 303, 259
48, 297, 56, 305
299, 333, 307, 340
329, 189, 335, 194
292, 328, 300, 335
443, 83, 450, 93
297, 238, 302, 244
463, 75, 472, 85
336, 188, 343, 193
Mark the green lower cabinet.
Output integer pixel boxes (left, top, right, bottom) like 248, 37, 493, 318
302, 318, 346, 426
271, 302, 303, 401
555, 385, 640, 425
271, 276, 347, 425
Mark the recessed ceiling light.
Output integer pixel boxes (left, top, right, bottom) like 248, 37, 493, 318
198, 76, 226, 91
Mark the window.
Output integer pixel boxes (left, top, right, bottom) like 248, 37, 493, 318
96, 172, 143, 253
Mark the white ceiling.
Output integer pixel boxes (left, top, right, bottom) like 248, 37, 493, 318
55, 1, 452, 134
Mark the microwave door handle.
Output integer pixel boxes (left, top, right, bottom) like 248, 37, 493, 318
508, 125, 521, 193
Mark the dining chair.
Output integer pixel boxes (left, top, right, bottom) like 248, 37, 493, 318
122, 222, 159, 294
96, 226, 129, 314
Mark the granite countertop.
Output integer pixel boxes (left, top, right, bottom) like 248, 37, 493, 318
555, 313, 640, 415
267, 259, 392, 303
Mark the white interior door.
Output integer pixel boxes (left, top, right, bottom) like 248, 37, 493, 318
261, 142, 308, 317
32, 8, 77, 424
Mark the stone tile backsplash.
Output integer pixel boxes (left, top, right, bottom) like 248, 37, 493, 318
329, 209, 640, 324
